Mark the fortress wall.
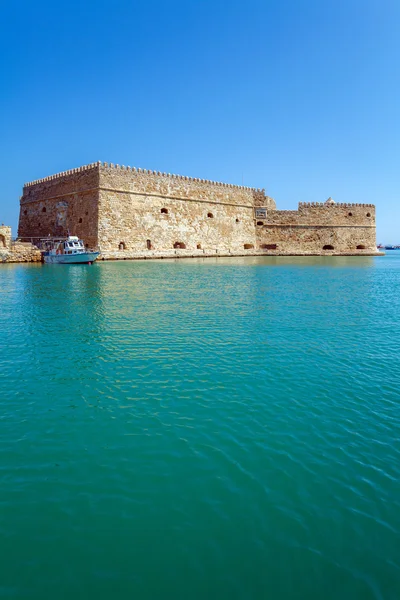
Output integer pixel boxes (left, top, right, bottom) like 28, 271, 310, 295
99, 163, 262, 207
97, 164, 258, 255
256, 225, 376, 254
256, 202, 377, 253
98, 189, 256, 255
265, 203, 375, 227
297, 202, 375, 226
18, 165, 100, 248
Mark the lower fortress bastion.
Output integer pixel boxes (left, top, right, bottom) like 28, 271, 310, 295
8, 162, 379, 261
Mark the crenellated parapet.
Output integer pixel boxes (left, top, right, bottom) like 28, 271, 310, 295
98, 162, 264, 192
298, 202, 375, 208
24, 162, 101, 187
24, 161, 264, 194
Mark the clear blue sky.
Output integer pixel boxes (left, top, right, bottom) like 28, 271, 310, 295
1, 0, 399, 242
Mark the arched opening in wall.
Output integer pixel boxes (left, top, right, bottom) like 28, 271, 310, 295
24, 210, 27, 216
161, 208, 168, 214
146, 239, 152, 250
256, 221, 263, 226
85, 211, 88, 216
236, 218, 240, 223
348, 212, 353, 217
244, 243, 254, 250
79, 218, 82, 223
356, 244, 366, 250
323, 245, 334, 250
42, 207, 46, 213
260, 243, 277, 250
174, 242, 186, 249
366, 212, 371, 217
119, 242, 126, 250
207, 212, 213, 218
197, 244, 202, 249
0, 234, 6, 248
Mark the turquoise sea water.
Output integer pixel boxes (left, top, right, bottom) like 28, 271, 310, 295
1, 255, 400, 600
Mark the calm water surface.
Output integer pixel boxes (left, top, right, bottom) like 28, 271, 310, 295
1, 255, 400, 599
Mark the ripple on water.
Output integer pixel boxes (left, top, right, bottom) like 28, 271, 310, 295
1, 257, 400, 599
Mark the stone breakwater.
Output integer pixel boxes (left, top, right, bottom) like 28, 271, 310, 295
6, 162, 381, 261
0, 227, 41, 263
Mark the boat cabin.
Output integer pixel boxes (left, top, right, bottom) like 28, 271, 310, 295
58, 236, 86, 255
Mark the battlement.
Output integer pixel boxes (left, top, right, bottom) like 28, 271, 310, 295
298, 202, 375, 208
24, 162, 100, 187
24, 161, 264, 193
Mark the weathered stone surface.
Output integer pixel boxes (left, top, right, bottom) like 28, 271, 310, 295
0, 235, 41, 263
15, 163, 378, 260
0, 225, 12, 250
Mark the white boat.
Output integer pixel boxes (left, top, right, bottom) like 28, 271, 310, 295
41, 236, 99, 264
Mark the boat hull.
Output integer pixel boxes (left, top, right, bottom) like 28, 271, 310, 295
43, 252, 100, 264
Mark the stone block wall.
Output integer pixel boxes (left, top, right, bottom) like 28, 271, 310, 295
18, 164, 99, 248
98, 164, 263, 255
256, 202, 376, 254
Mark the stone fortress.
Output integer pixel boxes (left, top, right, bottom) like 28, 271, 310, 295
16, 162, 378, 260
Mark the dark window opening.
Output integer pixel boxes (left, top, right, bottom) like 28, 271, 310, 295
146, 239, 152, 250
161, 208, 168, 214
0, 235, 6, 248
323, 245, 334, 250
79, 218, 82, 223
42, 207, 46, 213
244, 243, 254, 249
207, 212, 213, 218
366, 212, 371, 217
119, 242, 126, 250
257, 221, 263, 226
236, 218, 240, 223
197, 244, 202, 249
348, 212, 353, 217
174, 242, 186, 249
85, 211, 88, 216
24, 210, 27, 215
357, 244, 366, 249
260, 243, 277, 250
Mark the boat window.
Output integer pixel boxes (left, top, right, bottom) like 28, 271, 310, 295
69, 242, 74, 247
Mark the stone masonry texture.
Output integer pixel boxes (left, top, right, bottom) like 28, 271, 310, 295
17, 163, 378, 259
